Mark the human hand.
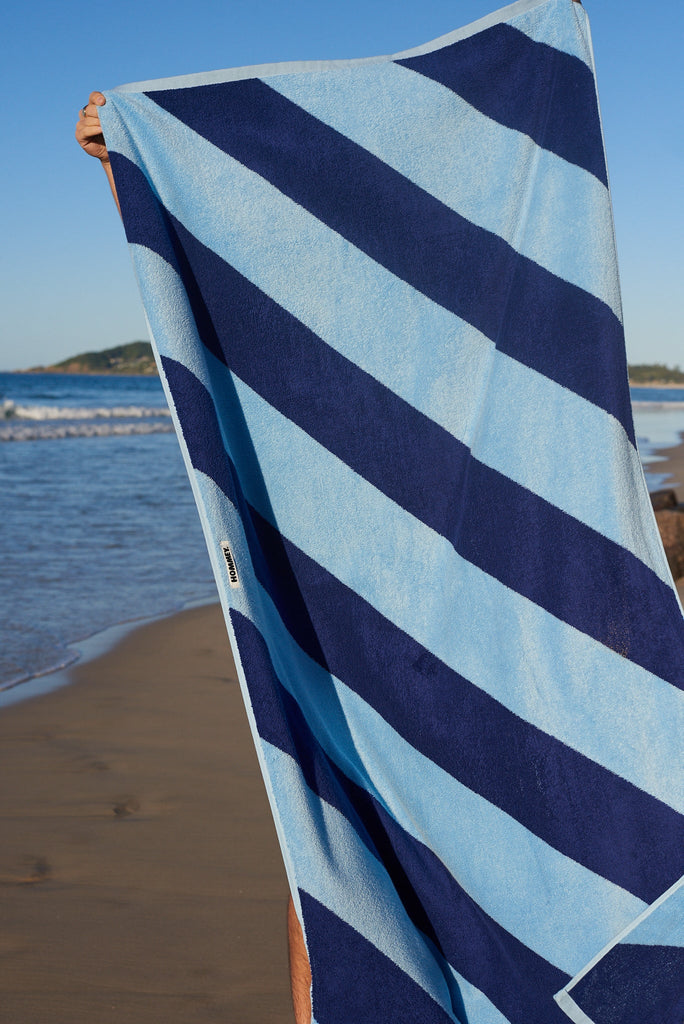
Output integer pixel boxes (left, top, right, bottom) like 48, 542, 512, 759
75, 91, 109, 162
75, 91, 120, 214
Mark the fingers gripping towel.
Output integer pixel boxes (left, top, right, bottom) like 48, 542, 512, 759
100, 0, 684, 1020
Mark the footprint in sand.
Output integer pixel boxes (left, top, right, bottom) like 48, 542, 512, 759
0, 856, 52, 887
112, 797, 140, 818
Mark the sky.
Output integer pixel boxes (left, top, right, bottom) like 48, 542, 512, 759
1, 0, 682, 371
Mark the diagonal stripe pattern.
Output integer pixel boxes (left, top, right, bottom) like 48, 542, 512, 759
100, 1, 684, 1021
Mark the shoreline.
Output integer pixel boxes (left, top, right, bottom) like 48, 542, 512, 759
648, 432, 684, 500
648, 434, 684, 603
0, 598, 218, 711
0, 602, 292, 1024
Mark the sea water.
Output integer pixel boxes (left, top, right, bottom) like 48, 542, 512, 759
1, 372, 683, 696
0, 372, 215, 690
631, 387, 684, 489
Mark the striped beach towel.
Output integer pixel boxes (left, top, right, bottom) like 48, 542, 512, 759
99, 0, 684, 1020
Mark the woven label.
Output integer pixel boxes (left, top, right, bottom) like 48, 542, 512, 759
220, 541, 240, 588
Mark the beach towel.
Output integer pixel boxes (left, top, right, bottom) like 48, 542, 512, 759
99, 0, 684, 1020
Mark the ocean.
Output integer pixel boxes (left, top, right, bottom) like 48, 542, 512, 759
0, 372, 215, 692
630, 386, 684, 487
1, 372, 683, 699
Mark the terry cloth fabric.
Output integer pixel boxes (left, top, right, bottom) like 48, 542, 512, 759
100, 0, 684, 1020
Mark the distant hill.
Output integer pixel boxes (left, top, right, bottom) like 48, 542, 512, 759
629, 363, 684, 386
27, 341, 157, 376
23, 349, 683, 384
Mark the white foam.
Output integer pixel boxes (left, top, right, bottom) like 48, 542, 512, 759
0, 398, 173, 441
0, 420, 174, 441
1, 399, 170, 421
631, 401, 684, 410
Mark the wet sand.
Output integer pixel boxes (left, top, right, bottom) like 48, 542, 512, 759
649, 434, 684, 601
650, 433, 684, 502
0, 603, 292, 1024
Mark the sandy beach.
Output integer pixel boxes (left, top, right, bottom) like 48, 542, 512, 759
652, 432, 684, 501
0, 604, 292, 1024
650, 434, 684, 602
2, 439, 683, 1024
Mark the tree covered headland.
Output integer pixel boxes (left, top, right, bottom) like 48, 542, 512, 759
628, 364, 684, 385
27, 342, 157, 375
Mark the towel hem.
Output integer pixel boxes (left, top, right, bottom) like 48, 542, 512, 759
554, 875, 684, 1022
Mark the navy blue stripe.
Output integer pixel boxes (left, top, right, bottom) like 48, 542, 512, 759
155, 208, 683, 690
158, 354, 331, 671
160, 357, 239, 505
109, 151, 227, 369
110, 151, 182, 275
145, 79, 632, 436
398, 24, 607, 185
161, 353, 684, 905
570, 943, 684, 1024
300, 891, 461, 1024
232, 608, 572, 1024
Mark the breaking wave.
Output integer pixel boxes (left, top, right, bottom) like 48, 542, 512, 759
0, 399, 172, 441
631, 401, 684, 410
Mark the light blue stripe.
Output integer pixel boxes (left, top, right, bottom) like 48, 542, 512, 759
513, 0, 593, 65
128, 247, 262, 633
260, 741, 458, 1019
266, 61, 620, 318
466, 353, 670, 587
106, 91, 667, 583
446, 969, 512, 1024
616, 879, 683, 948
127, 243, 683, 816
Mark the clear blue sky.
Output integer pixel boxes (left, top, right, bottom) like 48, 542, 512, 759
1, 0, 681, 371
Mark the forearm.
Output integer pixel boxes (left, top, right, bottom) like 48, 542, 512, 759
288, 896, 312, 1024
76, 92, 121, 218
101, 159, 121, 218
